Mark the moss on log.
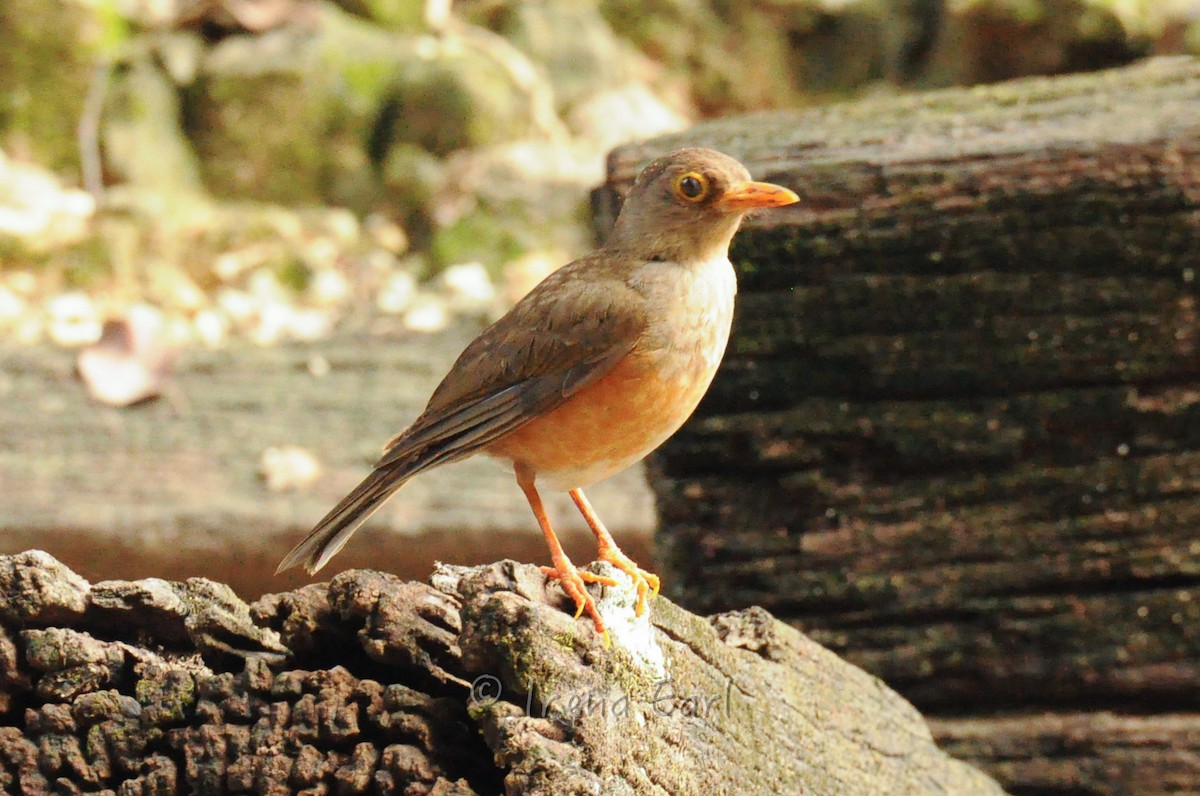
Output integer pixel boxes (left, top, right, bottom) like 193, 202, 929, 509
0, 551, 1001, 794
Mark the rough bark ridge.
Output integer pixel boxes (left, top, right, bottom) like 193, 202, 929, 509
598, 57, 1200, 795
0, 550, 1002, 795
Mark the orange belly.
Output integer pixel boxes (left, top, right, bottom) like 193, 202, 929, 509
484, 351, 716, 490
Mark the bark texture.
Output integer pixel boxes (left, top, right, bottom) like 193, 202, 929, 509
597, 57, 1200, 795
932, 713, 1200, 796
0, 550, 1001, 795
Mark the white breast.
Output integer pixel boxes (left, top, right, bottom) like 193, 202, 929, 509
627, 254, 738, 380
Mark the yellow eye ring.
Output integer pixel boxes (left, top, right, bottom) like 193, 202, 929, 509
673, 171, 709, 202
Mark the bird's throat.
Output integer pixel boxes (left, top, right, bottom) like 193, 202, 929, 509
608, 213, 744, 267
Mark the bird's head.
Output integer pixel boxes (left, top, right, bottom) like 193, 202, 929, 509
607, 148, 799, 264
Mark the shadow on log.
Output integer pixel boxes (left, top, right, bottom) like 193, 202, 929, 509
0, 550, 1002, 794
595, 56, 1200, 795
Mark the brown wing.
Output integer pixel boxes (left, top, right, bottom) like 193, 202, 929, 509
277, 254, 647, 576
376, 252, 648, 471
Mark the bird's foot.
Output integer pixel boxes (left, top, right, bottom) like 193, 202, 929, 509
540, 563, 618, 641
595, 547, 660, 617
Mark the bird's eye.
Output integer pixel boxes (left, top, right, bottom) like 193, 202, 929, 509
673, 172, 709, 202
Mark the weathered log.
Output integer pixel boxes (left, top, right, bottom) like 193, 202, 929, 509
0, 550, 1002, 794
931, 712, 1200, 796
0, 329, 654, 597
595, 56, 1200, 792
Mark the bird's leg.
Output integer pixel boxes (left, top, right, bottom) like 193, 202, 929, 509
515, 464, 616, 639
570, 488, 660, 617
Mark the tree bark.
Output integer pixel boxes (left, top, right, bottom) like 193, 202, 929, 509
597, 56, 1200, 794
932, 713, 1200, 796
0, 550, 1002, 795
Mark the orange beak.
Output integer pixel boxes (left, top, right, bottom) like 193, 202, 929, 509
716, 180, 800, 212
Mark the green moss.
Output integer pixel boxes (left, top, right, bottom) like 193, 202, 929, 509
85, 724, 106, 758
378, 48, 533, 159
60, 238, 114, 288
0, 235, 47, 270
188, 71, 327, 203
958, 0, 1047, 25
136, 671, 197, 724
274, 257, 313, 292
430, 208, 528, 273
339, 0, 427, 30
187, 5, 413, 208
0, 0, 113, 174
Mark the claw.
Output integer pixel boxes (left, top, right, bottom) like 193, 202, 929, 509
541, 562, 608, 637
580, 570, 621, 587
568, 488, 661, 617
539, 565, 619, 588
596, 548, 660, 617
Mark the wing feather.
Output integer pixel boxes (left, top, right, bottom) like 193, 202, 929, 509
276, 253, 648, 574
379, 254, 647, 469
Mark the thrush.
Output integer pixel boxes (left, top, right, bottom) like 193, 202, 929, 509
277, 148, 799, 637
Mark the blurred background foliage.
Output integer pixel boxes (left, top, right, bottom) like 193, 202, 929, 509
1, 0, 1198, 350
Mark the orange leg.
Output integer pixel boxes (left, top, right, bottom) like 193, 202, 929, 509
570, 488, 661, 617
515, 464, 616, 639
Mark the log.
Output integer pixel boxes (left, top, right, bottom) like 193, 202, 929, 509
932, 713, 1200, 796
595, 56, 1200, 792
0, 328, 654, 598
0, 550, 1003, 794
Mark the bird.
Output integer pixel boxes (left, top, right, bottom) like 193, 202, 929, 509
277, 148, 799, 638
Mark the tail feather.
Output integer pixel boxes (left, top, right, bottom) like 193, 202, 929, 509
276, 465, 412, 575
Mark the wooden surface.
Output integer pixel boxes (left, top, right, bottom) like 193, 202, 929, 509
0, 550, 1004, 794
933, 713, 1200, 796
0, 327, 654, 598
599, 56, 1200, 795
